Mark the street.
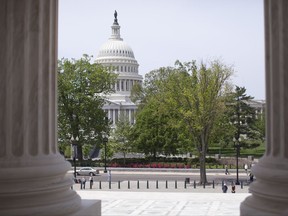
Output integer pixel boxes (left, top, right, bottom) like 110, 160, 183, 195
68, 169, 251, 185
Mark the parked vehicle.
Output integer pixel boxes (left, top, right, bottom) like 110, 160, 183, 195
76, 167, 99, 176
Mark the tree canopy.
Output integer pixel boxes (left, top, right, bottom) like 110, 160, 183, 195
133, 59, 234, 183
229, 86, 255, 139
57, 55, 117, 160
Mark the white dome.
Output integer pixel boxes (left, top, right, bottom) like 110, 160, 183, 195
97, 40, 135, 59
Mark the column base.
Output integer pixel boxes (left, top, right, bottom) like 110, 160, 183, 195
241, 195, 287, 216
240, 156, 288, 216
0, 154, 82, 215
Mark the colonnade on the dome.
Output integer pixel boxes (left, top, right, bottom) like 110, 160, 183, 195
113, 79, 142, 92
104, 108, 135, 125
114, 65, 138, 73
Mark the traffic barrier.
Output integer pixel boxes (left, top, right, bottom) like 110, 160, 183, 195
91, 179, 248, 191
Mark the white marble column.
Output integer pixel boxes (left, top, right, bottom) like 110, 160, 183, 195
129, 79, 132, 91
128, 109, 131, 123
240, 1, 288, 215
113, 109, 116, 125
0, 1, 100, 215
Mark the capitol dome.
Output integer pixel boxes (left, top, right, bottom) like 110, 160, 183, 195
97, 40, 135, 59
95, 10, 141, 75
96, 11, 143, 127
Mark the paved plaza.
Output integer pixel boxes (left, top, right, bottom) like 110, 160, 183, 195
75, 181, 251, 216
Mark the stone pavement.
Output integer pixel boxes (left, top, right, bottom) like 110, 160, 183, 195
75, 181, 251, 216
77, 190, 250, 216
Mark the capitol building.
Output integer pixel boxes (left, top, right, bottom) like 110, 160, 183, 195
95, 11, 143, 126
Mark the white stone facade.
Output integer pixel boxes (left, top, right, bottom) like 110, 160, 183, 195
95, 11, 143, 126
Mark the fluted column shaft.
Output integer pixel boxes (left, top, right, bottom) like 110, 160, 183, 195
241, 1, 288, 215
0, 1, 81, 215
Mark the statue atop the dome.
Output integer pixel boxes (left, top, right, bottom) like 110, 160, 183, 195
114, 10, 118, 24
114, 10, 117, 19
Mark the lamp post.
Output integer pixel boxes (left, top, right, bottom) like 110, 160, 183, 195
233, 137, 241, 185
71, 135, 79, 179
102, 133, 108, 173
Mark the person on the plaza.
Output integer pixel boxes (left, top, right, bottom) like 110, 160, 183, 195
222, 182, 228, 193
107, 170, 111, 183
244, 163, 248, 174
89, 174, 93, 189
81, 177, 86, 189
249, 172, 254, 182
231, 182, 236, 193
225, 164, 229, 175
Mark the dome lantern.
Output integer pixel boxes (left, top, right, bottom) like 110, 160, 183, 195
110, 10, 122, 41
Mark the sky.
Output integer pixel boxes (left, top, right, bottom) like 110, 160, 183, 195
58, 0, 265, 100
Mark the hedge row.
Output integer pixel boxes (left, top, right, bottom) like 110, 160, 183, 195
67, 157, 221, 168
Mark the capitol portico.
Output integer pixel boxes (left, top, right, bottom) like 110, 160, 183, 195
95, 11, 143, 126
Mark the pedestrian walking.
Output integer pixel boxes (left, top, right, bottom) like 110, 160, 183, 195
89, 175, 93, 189
249, 172, 254, 183
81, 177, 86, 189
231, 182, 236, 193
225, 164, 229, 175
107, 170, 111, 183
244, 164, 248, 174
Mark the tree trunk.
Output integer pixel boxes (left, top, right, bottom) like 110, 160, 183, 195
199, 134, 208, 184
123, 152, 126, 165
199, 151, 207, 184
77, 145, 83, 163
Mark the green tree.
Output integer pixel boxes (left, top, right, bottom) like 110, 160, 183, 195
57, 55, 117, 161
110, 113, 134, 165
153, 60, 233, 184
229, 86, 256, 145
132, 68, 190, 158
132, 97, 186, 158
209, 104, 235, 152
253, 112, 265, 142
